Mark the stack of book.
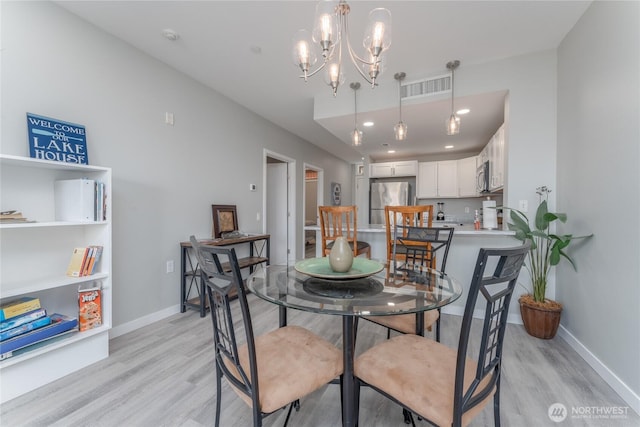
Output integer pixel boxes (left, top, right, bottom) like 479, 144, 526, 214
66, 245, 104, 277
0, 297, 78, 360
0, 210, 34, 224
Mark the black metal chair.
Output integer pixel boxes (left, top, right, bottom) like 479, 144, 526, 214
363, 225, 455, 342
354, 244, 529, 427
189, 236, 343, 427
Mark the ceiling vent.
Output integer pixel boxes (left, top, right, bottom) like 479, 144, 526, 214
401, 73, 450, 100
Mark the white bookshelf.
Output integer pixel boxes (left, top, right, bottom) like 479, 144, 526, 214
0, 154, 112, 403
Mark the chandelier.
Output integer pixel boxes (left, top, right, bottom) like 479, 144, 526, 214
292, 0, 392, 96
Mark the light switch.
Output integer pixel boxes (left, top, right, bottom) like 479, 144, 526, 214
165, 112, 174, 126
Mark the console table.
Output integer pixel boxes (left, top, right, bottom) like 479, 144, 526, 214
180, 234, 270, 317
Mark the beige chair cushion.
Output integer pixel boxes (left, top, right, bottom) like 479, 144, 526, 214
355, 334, 494, 427
223, 325, 343, 414
363, 309, 440, 334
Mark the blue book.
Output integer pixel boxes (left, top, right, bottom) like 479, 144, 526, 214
0, 314, 78, 357
0, 308, 47, 333
0, 316, 52, 341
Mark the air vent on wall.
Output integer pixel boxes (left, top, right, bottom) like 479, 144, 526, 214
401, 73, 450, 100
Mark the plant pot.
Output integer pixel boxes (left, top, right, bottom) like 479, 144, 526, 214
519, 294, 563, 339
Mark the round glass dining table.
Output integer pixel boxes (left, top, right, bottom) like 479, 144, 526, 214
247, 260, 463, 427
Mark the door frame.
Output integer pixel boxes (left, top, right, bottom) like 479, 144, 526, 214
303, 163, 324, 258
263, 149, 296, 263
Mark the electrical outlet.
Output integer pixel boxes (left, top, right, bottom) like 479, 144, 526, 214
249, 183, 256, 191
518, 200, 528, 212
464, 206, 470, 213
166, 260, 174, 273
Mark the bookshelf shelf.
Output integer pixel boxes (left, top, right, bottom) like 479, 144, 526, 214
0, 273, 110, 299
0, 220, 109, 229
0, 154, 112, 403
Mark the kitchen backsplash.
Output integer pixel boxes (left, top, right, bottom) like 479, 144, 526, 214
417, 195, 503, 224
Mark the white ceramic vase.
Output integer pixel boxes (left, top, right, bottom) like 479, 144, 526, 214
329, 236, 354, 273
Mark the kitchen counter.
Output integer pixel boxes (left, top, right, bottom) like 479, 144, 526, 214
305, 223, 514, 237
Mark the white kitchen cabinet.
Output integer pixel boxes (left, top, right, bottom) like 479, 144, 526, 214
489, 124, 505, 191
457, 156, 478, 197
369, 160, 417, 178
436, 160, 458, 197
417, 162, 437, 198
0, 154, 112, 403
417, 160, 458, 198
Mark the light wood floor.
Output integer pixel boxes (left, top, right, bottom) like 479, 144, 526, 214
2, 294, 638, 427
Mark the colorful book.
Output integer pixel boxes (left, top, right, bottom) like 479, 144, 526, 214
78, 285, 102, 331
0, 308, 47, 333
0, 297, 41, 322
88, 246, 104, 275
81, 246, 95, 276
0, 316, 52, 341
0, 313, 78, 357
66, 247, 88, 277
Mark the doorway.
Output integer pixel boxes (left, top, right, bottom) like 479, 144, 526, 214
264, 151, 296, 264
303, 164, 324, 258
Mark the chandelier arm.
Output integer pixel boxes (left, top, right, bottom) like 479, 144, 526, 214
299, 60, 328, 80
347, 46, 374, 85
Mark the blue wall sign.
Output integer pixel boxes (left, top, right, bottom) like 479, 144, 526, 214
27, 113, 88, 164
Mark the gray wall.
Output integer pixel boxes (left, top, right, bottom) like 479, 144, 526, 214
1, 1, 351, 329
557, 1, 640, 401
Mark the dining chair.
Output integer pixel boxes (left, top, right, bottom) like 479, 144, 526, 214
319, 205, 371, 258
354, 243, 529, 427
384, 205, 434, 266
189, 236, 343, 427
364, 224, 455, 342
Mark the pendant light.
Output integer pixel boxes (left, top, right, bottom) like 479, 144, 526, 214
350, 82, 363, 146
393, 72, 407, 141
446, 60, 461, 136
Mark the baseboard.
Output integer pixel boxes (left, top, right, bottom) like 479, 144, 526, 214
441, 305, 524, 325
109, 305, 181, 339
558, 325, 640, 416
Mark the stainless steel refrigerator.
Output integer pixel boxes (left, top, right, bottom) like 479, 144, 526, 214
370, 181, 410, 224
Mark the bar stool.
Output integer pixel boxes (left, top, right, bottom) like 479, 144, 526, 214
319, 205, 371, 258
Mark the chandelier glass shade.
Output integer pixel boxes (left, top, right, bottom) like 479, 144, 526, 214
293, 1, 392, 96
394, 72, 407, 141
350, 82, 363, 146
446, 60, 461, 136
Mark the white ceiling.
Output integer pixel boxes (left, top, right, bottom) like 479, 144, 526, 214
56, 1, 590, 163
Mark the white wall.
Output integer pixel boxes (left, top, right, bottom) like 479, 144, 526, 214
557, 0, 640, 405
0, 1, 351, 328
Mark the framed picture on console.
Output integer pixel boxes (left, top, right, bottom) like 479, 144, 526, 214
211, 204, 238, 238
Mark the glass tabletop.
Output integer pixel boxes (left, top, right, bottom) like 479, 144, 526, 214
247, 260, 463, 317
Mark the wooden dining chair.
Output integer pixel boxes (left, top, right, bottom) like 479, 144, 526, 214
384, 205, 434, 266
354, 244, 530, 427
364, 224, 455, 342
189, 236, 343, 427
319, 205, 371, 258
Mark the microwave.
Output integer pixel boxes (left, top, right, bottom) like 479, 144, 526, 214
476, 161, 490, 193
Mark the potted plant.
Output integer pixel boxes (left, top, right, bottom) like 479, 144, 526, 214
505, 186, 592, 339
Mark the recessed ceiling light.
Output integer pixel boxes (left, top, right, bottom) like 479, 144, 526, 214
456, 108, 470, 115
363, 121, 374, 127
387, 150, 396, 154
445, 145, 454, 149
161, 28, 180, 41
